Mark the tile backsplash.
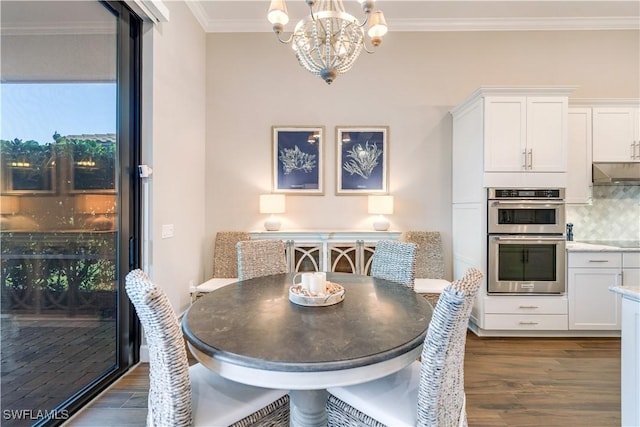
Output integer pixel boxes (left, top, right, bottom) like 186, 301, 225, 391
566, 185, 640, 241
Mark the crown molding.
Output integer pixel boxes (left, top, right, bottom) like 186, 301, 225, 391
185, 1, 209, 32
193, 14, 640, 34
391, 16, 640, 32
127, 0, 170, 24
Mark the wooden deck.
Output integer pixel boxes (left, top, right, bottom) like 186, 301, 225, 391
65, 332, 621, 426
1, 315, 116, 427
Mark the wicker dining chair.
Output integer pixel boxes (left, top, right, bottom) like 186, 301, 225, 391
190, 231, 251, 302
401, 231, 449, 307
370, 239, 418, 288
237, 239, 287, 281
326, 268, 484, 427
125, 269, 289, 427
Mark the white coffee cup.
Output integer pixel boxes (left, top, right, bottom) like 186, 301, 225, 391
310, 272, 327, 295
293, 272, 313, 291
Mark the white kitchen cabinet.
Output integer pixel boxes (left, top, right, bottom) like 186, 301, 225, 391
568, 252, 622, 330
483, 295, 568, 331
485, 96, 568, 172
623, 252, 640, 285
592, 107, 640, 162
566, 108, 592, 204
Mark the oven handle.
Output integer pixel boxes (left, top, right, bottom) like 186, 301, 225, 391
490, 200, 565, 206
491, 235, 566, 242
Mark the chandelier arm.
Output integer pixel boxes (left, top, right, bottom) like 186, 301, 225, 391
275, 32, 294, 44
362, 38, 376, 54
308, 2, 316, 23
356, 13, 370, 29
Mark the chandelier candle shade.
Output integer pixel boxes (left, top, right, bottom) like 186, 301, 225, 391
259, 194, 286, 231
368, 195, 393, 231
267, 0, 388, 84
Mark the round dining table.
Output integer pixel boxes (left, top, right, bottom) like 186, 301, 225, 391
181, 272, 433, 427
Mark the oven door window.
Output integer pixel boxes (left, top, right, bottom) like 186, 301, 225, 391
498, 244, 557, 281
497, 208, 557, 225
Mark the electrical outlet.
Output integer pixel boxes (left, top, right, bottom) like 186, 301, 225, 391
161, 224, 174, 239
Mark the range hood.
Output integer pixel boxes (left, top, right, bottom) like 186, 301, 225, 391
592, 162, 640, 183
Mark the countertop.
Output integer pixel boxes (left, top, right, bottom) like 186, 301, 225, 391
610, 286, 640, 302
566, 241, 640, 252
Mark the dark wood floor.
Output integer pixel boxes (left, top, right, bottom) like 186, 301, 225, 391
66, 332, 621, 426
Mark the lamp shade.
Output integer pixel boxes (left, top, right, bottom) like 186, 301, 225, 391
267, 0, 289, 25
368, 195, 393, 215
259, 194, 285, 214
367, 11, 388, 38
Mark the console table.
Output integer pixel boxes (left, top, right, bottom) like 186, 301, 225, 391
249, 230, 401, 274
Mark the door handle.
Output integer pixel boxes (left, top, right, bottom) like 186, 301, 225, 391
528, 149, 533, 170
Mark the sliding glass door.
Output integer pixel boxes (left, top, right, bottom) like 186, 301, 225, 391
0, 1, 140, 425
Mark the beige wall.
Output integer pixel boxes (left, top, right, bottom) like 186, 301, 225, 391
145, 1, 206, 311
203, 30, 639, 280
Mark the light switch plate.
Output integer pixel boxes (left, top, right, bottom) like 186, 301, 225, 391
161, 224, 174, 239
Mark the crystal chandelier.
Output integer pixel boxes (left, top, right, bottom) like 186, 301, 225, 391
267, 0, 388, 84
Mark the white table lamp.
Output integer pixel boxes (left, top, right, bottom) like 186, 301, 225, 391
259, 194, 285, 231
368, 195, 393, 231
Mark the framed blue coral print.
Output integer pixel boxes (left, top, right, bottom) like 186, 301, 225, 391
336, 126, 388, 195
272, 126, 324, 194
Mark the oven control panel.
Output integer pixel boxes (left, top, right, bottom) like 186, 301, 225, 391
490, 188, 564, 199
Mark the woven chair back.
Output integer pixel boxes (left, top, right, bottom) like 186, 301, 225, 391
213, 231, 251, 278
401, 231, 445, 279
237, 239, 287, 281
125, 269, 192, 427
417, 267, 483, 427
370, 240, 418, 288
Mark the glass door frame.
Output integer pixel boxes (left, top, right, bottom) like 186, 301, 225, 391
34, 2, 142, 424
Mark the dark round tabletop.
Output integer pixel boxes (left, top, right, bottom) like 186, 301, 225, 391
182, 272, 432, 372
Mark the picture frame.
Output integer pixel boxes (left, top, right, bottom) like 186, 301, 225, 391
272, 126, 324, 194
336, 126, 388, 195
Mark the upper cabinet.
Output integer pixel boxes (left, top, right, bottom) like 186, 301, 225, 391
485, 96, 568, 172
592, 106, 640, 162
566, 108, 592, 205
451, 86, 575, 192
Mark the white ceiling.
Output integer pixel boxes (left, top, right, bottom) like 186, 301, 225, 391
187, 0, 640, 33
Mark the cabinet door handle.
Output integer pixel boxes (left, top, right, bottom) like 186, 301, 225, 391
519, 305, 539, 309
519, 321, 539, 325
632, 142, 636, 160
588, 259, 610, 263
522, 150, 528, 169
528, 149, 533, 170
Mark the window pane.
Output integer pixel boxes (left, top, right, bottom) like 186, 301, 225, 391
0, 1, 124, 425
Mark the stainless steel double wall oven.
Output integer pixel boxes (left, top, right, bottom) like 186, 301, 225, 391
488, 188, 566, 294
